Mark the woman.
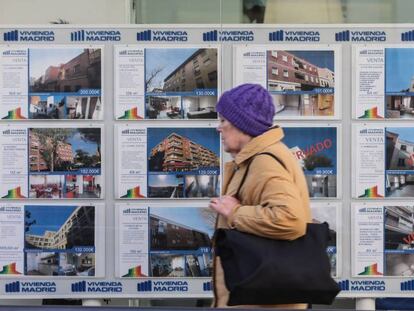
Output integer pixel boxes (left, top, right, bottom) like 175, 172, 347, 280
209, 83, 311, 308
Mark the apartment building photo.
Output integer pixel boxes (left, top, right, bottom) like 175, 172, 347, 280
162, 48, 218, 92
267, 50, 335, 116
149, 133, 219, 172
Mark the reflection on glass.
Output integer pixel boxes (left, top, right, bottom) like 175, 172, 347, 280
134, 0, 414, 24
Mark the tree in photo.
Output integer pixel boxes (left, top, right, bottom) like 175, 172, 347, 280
75, 149, 93, 168
30, 128, 75, 172
77, 128, 101, 166
145, 66, 165, 92
24, 210, 37, 248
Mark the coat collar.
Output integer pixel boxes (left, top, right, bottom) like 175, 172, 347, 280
234, 126, 284, 165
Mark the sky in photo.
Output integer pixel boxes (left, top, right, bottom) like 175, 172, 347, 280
25, 205, 77, 235
29, 48, 85, 79
145, 48, 198, 90
283, 127, 337, 167
386, 48, 414, 92
283, 50, 334, 71
151, 207, 214, 237
387, 127, 414, 143
148, 174, 182, 187
68, 130, 100, 157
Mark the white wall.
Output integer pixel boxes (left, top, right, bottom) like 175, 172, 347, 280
0, 0, 132, 24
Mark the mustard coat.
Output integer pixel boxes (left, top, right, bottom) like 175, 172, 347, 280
213, 126, 312, 309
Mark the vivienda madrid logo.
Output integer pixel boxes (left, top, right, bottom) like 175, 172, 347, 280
401, 279, 414, 290
71, 281, 123, 293
3, 29, 54, 42
137, 29, 188, 42
5, 281, 56, 293
121, 128, 146, 135
70, 30, 121, 42
337, 280, 385, 292
123, 207, 147, 215
203, 281, 212, 291
203, 30, 254, 42
335, 30, 386, 42
137, 280, 189, 292
268, 29, 320, 42
401, 30, 414, 41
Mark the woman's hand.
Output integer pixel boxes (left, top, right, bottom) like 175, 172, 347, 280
209, 195, 240, 218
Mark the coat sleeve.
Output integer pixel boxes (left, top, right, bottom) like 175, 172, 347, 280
226, 157, 309, 240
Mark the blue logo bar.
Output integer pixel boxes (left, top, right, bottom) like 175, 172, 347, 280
269, 30, 284, 41
137, 280, 152, 292
3, 30, 19, 41
402, 30, 414, 41
401, 280, 414, 291
338, 280, 349, 291
335, 30, 350, 42
203, 281, 212, 291
5, 281, 20, 293
202, 30, 218, 42
71, 30, 85, 41
137, 30, 152, 41
71, 281, 86, 292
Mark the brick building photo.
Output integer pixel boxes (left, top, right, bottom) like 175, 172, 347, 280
25, 205, 95, 276
267, 50, 335, 117
145, 48, 218, 119
30, 48, 101, 93
148, 132, 219, 172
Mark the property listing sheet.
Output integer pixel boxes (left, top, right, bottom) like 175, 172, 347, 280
114, 45, 220, 120
353, 203, 414, 277
0, 125, 103, 199
0, 203, 104, 277
221, 124, 340, 198
233, 44, 341, 119
0, 46, 103, 120
353, 124, 414, 198
116, 204, 214, 278
115, 124, 220, 199
354, 45, 414, 119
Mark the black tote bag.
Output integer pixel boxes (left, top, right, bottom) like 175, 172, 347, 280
215, 223, 340, 305
214, 152, 340, 305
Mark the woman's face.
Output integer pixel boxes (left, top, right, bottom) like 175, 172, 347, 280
217, 116, 251, 156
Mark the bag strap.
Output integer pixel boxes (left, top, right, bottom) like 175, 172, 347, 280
235, 152, 287, 200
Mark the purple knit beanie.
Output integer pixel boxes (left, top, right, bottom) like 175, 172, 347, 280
216, 83, 275, 137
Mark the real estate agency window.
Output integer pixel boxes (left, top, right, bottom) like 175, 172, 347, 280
283, 69, 289, 78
